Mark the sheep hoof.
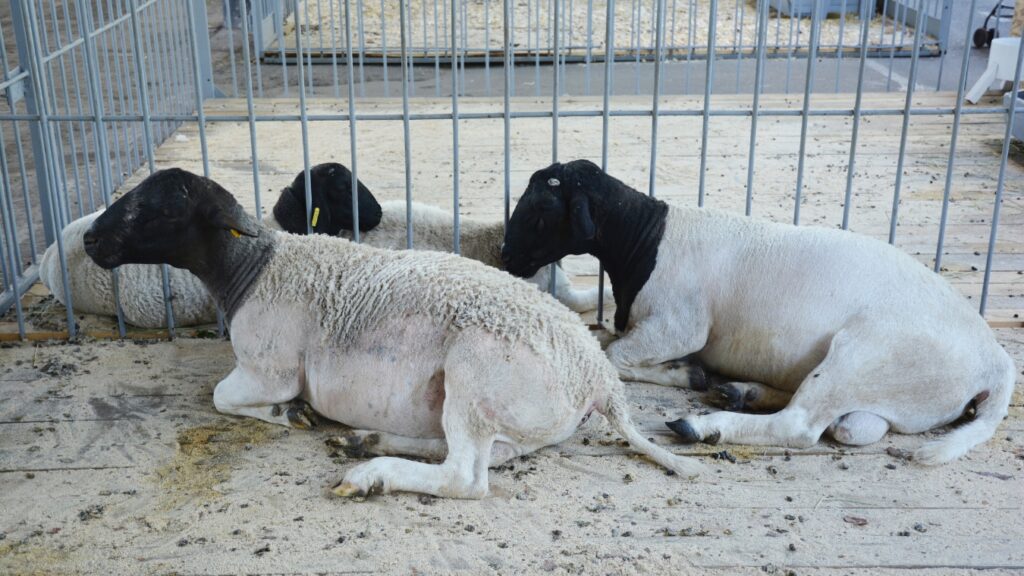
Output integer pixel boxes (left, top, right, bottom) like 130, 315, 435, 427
286, 400, 320, 430
666, 419, 721, 445
326, 430, 380, 459
666, 419, 701, 444
331, 481, 366, 499
707, 382, 751, 412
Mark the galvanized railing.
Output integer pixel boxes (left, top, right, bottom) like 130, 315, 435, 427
0, 0, 1021, 341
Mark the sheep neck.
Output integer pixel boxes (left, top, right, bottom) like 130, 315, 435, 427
192, 229, 276, 325
590, 192, 668, 332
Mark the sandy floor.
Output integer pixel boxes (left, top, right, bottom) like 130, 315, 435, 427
0, 329, 1022, 574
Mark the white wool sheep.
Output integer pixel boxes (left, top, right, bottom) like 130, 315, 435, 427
39, 211, 215, 328
339, 201, 605, 313
41, 200, 605, 328
83, 168, 704, 498
502, 160, 1016, 465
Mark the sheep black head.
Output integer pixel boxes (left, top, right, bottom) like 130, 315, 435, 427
500, 159, 603, 278
84, 167, 258, 270
272, 162, 382, 236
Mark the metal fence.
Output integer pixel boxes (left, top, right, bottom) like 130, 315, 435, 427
0, 0, 1021, 340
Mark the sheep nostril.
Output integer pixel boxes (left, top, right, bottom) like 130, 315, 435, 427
83, 231, 97, 248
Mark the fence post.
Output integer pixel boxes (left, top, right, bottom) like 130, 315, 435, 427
8, 1, 56, 246
190, 0, 222, 98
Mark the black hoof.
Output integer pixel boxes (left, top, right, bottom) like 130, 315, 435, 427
326, 431, 380, 459
687, 364, 709, 392
708, 382, 755, 412
286, 399, 320, 430
666, 419, 701, 444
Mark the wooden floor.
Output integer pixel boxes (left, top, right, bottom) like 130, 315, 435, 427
0, 332, 1021, 574
273, 0, 935, 59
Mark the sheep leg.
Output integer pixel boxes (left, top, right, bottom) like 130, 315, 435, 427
328, 430, 523, 466
707, 380, 793, 412
550, 264, 604, 313
213, 366, 316, 429
605, 318, 710, 390
328, 430, 448, 460
332, 411, 493, 499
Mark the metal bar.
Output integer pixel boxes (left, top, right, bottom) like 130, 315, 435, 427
10, 1, 57, 246
5, 105, 1015, 125
0, 129, 26, 338
400, 0, 414, 249
549, 0, 561, 295
329, 0, 340, 97
934, 0, 976, 272
978, 28, 1024, 316
503, 0, 512, 226
239, 0, 263, 222
697, 0, 717, 207
598, 0, 616, 324
127, 0, 175, 336
344, 0, 362, 242
792, 0, 821, 226
186, 0, 221, 336
451, 0, 461, 254
744, 0, 768, 216
648, 0, 665, 197
381, 0, 390, 97
357, 0, 367, 97
293, 0, 313, 237
887, 6, 926, 245
841, 0, 872, 231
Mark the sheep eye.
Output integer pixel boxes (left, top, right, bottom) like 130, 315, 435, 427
547, 178, 560, 187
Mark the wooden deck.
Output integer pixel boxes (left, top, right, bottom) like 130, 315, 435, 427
0, 332, 1021, 574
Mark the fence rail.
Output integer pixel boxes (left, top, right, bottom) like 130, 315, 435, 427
1, 0, 1021, 341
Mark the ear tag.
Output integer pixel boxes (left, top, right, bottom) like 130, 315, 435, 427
311, 207, 320, 228
547, 178, 560, 187
229, 228, 242, 238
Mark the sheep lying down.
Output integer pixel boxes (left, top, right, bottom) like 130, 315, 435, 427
40, 163, 602, 327
273, 162, 607, 313
501, 159, 1016, 464
82, 167, 703, 498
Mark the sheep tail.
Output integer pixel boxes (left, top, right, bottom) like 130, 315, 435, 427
913, 353, 1015, 465
913, 352, 1015, 463
599, 389, 707, 479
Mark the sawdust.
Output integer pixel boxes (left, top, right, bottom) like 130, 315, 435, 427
0, 540, 75, 576
153, 419, 277, 508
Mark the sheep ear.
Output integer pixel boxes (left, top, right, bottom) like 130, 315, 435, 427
209, 204, 259, 237
569, 194, 595, 241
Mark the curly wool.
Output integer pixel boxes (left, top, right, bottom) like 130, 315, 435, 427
251, 231, 610, 384
339, 200, 505, 267
39, 211, 216, 328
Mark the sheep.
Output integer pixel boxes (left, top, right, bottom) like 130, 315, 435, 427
274, 164, 608, 313
82, 167, 704, 498
39, 210, 216, 328
38, 163, 383, 328
500, 159, 1016, 464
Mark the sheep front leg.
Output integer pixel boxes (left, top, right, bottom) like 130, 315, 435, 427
605, 317, 710, 390
213, 365, 318, 429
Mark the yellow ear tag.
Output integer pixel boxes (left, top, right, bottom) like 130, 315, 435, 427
229, 228, 241, 238
311, 207, 320, 228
